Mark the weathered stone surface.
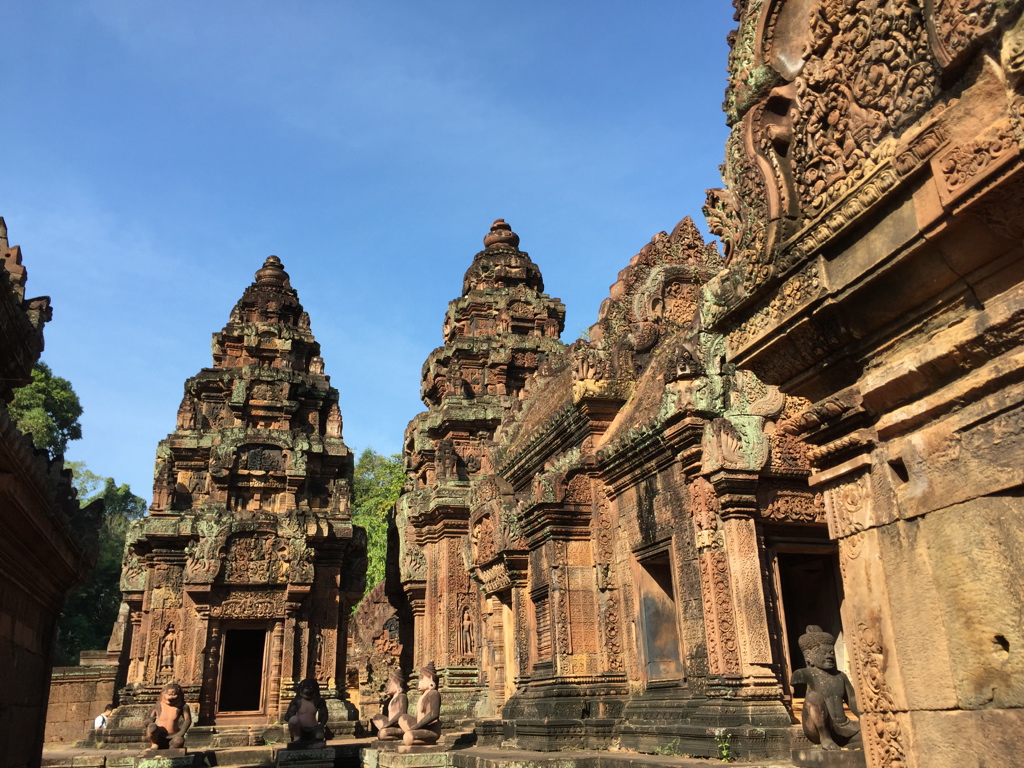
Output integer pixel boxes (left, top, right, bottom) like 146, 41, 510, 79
349, 581, 403, 722
276, 746, 334, 768
0, 219, 103, 768
902, 707, 1024, 768
44, 662, 118, 745
910, 497, 1024, 710
134, 755, 202, 768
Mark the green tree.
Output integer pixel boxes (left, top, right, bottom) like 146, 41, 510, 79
8, 361, 83, 455
54, 463, 147, 666
351, 448, 404, 594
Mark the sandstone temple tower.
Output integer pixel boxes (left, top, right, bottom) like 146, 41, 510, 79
107, 256, 365, 740
394, 220, 566, 721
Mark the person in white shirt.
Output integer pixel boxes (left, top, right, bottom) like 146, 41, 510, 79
93, 706, 113, 733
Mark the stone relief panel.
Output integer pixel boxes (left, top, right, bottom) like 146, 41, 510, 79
758, 485, 826, 524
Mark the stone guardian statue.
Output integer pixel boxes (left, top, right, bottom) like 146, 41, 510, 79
398, 662, 442, 746
285, 678, 329, 747
143, 683, 192, 751
371, 669, 409, 740
791, 625, 862, 751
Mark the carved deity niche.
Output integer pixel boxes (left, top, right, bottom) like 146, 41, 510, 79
177, 395, 199, 430
250, 381, 282, 403
435, 439, 459, 481
662, 278, 700, 326
508, 300, 532, 319
121, 535, 147, 592
240, 445, 284, 472
471, 513, 498, 566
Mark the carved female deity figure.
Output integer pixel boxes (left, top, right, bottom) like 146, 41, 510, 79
144, 683, 192, 750
460, 607, 475, 656
159, 624, 177, 676
398, 662, 442, 746
791, 625, 862, 751
371, 670, 409, 740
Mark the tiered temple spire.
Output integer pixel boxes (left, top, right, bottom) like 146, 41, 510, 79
394, 221, 565, 719
106, 256, 364, 742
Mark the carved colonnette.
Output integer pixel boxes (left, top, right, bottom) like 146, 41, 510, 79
100, 256, 364, 747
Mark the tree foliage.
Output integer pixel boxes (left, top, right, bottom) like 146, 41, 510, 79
8, 361, 83, 456
351, 448, 404, 594
54, 463, 147, 666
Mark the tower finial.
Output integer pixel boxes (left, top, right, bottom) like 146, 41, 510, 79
255, 255, 288, 286
483, 219, 519, 250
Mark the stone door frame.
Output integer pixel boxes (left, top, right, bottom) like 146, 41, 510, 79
213, 619, 274, 722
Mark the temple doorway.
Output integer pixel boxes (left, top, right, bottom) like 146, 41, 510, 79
635, 550, 683, 684
767, 544, 845, 703
217, 627, 269, 714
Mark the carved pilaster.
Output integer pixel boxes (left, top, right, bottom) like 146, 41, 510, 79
720, 516, 776, 693
690, 478, 740, 679
199, 620, 221, 724
268, 620, 285, 719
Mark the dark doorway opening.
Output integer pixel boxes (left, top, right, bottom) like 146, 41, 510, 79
219, 628, 267, 712
776, 551, 844, 692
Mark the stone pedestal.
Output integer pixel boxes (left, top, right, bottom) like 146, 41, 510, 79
287, 740, 327, 751
276, 745, 335, 768
363, 746, 448, 768
792, 748, 867, 768
132, 753, 204, 768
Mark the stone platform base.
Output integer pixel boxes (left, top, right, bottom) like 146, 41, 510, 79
109, 753, 203, 768
364, 742, 455, 768
792, 748, 866, 768
276, 746, 335, 768
365, 745, 791, 768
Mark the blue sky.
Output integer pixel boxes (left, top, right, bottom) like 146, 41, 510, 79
3, 2, 735, 504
